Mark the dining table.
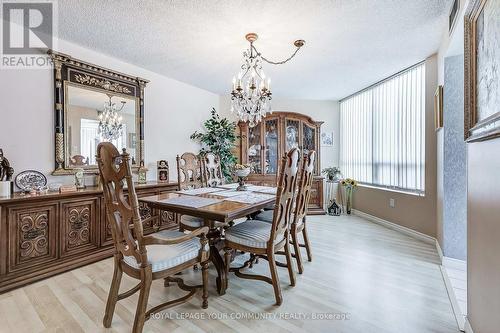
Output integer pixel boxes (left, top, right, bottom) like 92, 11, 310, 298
139, 183, 277, 295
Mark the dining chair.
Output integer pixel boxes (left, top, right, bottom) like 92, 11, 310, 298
223, 148, 300, 306
176, 152, 206, 231
255, 151, 315, 274
202, 152, 224, 187
98, 143, 210, 333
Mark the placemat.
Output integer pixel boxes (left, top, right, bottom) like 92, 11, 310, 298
177, 187, 225, 195
218, 183, 240, 189
247, 185, 277, 194
225, 192, 275, 204
212, 190, 245, 197
159, 195, 222, 208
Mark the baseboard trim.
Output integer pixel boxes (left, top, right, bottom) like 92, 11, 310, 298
440, 265, 466, 331
443, 256, 467, 271
464, 318, 474, 333
351, 209, 436, 245
435, 237, 444, 263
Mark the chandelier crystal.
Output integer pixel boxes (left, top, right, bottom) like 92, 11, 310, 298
230, 33, 305, 127
98, 94, 126, 141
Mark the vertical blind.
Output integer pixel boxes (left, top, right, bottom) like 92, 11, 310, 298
340, 63, 425, 194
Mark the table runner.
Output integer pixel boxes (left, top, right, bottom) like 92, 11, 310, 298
159, 195, 222, 208
225, 192, 275, 204
177, 187, 225, 195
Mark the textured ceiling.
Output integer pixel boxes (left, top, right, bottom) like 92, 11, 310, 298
57, 0, 452, 100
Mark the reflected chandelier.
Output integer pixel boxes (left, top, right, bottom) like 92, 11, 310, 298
98, 94, 126, 141
230, 33, 305, 127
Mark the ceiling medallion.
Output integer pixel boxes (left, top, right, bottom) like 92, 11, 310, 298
230, 33, 305, 127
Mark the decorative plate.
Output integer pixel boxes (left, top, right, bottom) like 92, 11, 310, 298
15, 170, 47, 191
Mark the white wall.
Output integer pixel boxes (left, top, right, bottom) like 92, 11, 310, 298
219, 96, 340, 171
0, 38, 219, 185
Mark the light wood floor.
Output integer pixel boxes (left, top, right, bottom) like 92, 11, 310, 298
0, 215, 459, 333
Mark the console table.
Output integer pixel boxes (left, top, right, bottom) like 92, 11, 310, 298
0, 181, 179, 293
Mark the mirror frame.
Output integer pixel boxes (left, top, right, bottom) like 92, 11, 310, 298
48, 50, 149, 175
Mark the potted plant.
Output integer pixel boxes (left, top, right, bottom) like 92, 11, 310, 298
322, 167, 342, 181
190, 108, 238, 181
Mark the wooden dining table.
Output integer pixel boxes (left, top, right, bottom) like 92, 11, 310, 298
139, 183, 277, 295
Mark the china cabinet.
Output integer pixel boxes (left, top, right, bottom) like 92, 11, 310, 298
238, 112, 325, 214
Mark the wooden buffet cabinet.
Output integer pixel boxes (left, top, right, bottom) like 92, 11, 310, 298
238, 112, 325, 215
0, 181, 179, 293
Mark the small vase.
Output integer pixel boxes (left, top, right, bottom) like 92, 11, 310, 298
346, 187, 352, 214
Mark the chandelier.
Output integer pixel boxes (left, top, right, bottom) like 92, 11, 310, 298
98, 94, 126, 141
230, 33, 305, 127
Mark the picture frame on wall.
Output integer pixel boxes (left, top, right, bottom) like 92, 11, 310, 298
321, 132, 334, 146
157, 160, 169, 182
434, 85, 444, 130
464, 0, 500, 142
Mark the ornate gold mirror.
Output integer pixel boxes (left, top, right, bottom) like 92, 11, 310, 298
49, 51, 148, 175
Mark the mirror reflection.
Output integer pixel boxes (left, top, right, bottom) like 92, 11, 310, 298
65, 84, 138, 167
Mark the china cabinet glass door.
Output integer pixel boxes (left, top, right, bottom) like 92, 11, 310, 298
285, 119, 300, 152
247, 123, 262, 174
264, 118, 279, 174
303, 122, 317, 172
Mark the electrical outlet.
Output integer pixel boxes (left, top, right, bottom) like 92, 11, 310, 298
389, 198, 395, 208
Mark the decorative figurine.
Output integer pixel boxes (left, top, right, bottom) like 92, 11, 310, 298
328, 199, 342, 216
138, 161, 148, 184
74, 168, 85, 189
0, 149, 14, 181
157, 160, 169, 182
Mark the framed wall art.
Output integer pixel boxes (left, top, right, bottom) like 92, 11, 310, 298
321, 131, 334, 147
464, 0, 500, 142
157, 160, 169, 182
434, 85, 444, 130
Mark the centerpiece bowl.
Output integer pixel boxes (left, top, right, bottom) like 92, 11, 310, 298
233, 165, 251, 191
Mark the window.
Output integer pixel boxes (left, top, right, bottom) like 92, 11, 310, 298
340, 63, 425, 194
80, 119, 127, 165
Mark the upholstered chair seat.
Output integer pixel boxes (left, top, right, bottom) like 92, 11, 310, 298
225, 220, 285, 249
180, 215, 226, 229
254, 210, 303, 226
254, 210, 273, 223
123, 230, 206, 272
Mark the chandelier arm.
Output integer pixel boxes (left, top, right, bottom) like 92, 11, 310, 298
251, 44, 302, 65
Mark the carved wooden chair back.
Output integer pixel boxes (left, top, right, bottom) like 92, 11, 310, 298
97, 142, 147, 267
202, 153, 224, 187
269, 148, 300, 245
293, 151, 316, 224
71, 154, 90, 166
176, 153, 204, 190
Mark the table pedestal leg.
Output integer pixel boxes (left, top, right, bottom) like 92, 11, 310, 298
207, 225, 227, 295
